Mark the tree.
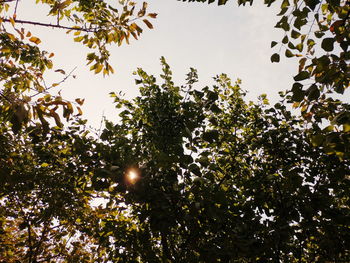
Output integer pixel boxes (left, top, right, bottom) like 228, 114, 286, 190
0, 113, 113, 262
1, 1, 349, 262
0, 0, 156, 135
180, 0, 350, 158
93, 59, 349, 262
0, 3, 156, 258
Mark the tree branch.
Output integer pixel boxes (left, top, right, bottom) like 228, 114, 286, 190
3, 18, 96, 32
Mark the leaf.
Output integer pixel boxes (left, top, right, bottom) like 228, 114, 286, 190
143, 19, 153, 29
271, 53, 280, 63
9, 17, 15, 26
77, 106, 83, 115
294, 71, 310, 81
291, 82, 305, 102
94, 64, 103, 74
291, 30, 301, 39
202, 130, 219, 143
311, 134, 324, 146
75, 98, 85, 105
55, 69, 66, 74
298, 58, 307, 72
285, 49, 294, 57
343, 123, 350, 132
271, 41, 278, 48
29, 36, 41, 44
148, 13, 158, 18
307, 84, 320, 100
74, 36, 84, 42
321, 38, 335, 52
296, 43, 303, 52
218, 0, 228, 5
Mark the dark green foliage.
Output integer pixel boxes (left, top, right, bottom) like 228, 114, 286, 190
94, 60, 350, 262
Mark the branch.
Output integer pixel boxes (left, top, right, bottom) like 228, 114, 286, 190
27, 221, 34, 263
30, 66, 77, 98
13, 0, 19, 15
161, 231, 173, 261
2, 18, 96, 32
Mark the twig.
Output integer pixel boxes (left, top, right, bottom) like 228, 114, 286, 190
98, 110, 105, 140
13, 0, 19, 15
30, 66, 77, 98
3, 18, 97, 32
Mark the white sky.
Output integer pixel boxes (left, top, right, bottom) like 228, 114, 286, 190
14, 0, 298, 128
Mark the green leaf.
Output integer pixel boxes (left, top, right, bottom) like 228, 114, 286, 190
202, 130, 219, 143
218, 0, 228, 4
294, 71, 310, 81
295, 43, 303, 52
291, 30, 301, 39
307, 84, 320, 100
291, 82, 304, 102
321, 38, 335, 52
285, 49, 294, 57
271, 53, 280, 63
271, 41, 278, 48
311, 134, 324, 146
305, 0, 320, 10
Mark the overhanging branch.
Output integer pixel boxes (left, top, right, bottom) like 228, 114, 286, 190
2, 18, 96, 32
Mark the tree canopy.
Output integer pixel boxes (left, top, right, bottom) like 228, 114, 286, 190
0, 0, 349, 262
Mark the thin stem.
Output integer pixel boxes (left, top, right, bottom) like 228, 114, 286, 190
13, 0, 19, 15
30, 66, 77, 98
3, 18, 97, 32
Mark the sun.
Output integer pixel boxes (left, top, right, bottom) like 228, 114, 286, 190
126, 168, 139, 184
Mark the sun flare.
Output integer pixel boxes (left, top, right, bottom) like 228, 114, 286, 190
126, 169, 139, 184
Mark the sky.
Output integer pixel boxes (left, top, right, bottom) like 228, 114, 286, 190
15, 0, 298, 128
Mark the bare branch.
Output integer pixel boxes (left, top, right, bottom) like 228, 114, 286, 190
2, 18, 97, 32
14, 0, 19, 15
30, 66, 77, 98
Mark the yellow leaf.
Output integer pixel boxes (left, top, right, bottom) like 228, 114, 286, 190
7, 33, 16, 41
9, 17, 15, 27
94, 64, 103, 74
143, 19, 153, 29
67, 102, 73, 112
29, 37, 41, 45
108, 65, 115, 74
344, 124, 350, 132
75, 98, 85, 105
74, 36, 84, 42
1, 47, 11, 53
26, 31, 31, 37
148, 13, 157, 18
55, 69, 66, 74
77, 106, 83, 115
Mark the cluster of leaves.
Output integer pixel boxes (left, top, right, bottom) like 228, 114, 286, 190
1, 0, 349, 262
0, 0, 156, 136
4, 58, 348, 262
90, 60, 349, 262
180, 0, 350, 158
0, 116, 111, 262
